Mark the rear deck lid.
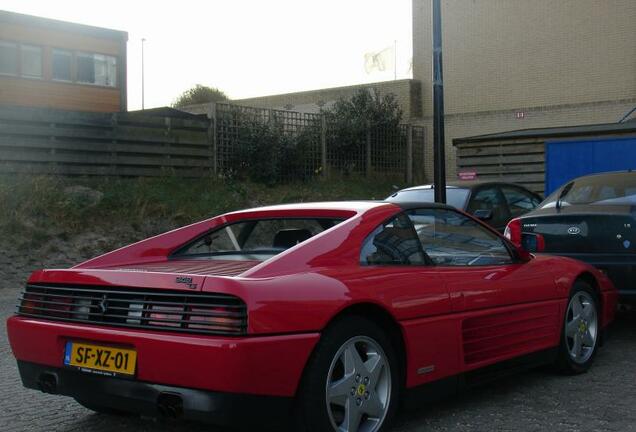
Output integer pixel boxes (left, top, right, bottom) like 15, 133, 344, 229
522, 205, 636, 254
29, 259, 262, 292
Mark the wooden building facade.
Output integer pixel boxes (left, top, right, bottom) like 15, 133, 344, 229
0, 10, 127, 112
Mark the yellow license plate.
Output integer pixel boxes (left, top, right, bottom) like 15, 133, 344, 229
64, 341, 137, 377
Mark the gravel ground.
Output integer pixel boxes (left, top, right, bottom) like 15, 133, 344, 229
1, 249, 635, 431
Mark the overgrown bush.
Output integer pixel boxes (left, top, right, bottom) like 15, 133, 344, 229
322, 90, 403, 174
228, 120, 298, 184
172, 84, 228, 108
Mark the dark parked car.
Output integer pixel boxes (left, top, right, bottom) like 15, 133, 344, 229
505, 171, 636, 302
387, 181, 543, 232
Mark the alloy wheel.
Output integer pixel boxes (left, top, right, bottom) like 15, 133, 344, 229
325, 336, 391, 432
565, 291, 598, 364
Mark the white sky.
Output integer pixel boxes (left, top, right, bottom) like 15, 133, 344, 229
3, 0, 413, 110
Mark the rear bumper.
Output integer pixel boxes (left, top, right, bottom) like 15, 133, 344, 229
17, 360, 292, 428
7, 316, 319, 397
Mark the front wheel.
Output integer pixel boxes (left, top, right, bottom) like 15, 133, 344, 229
295, 316, 400, 432
556, 281, 600, 374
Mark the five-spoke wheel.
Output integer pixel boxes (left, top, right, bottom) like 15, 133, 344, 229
326, 336, 391, 432
295, 316, 399, 432
565, 290, 598, 364
557, 280, 600, 374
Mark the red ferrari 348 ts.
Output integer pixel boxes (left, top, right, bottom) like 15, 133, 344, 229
7, 201, 617, 432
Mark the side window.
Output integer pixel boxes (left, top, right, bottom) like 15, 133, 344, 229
501, 186, 540, 218
407, 208, 513, 266
360, 213, 426, 265
466, 187, 510, 227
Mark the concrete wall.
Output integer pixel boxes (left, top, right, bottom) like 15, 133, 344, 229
230, 79, 422, 118
412, 0, 636, 181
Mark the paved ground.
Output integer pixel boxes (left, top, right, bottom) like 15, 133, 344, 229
1, 285, 635, 431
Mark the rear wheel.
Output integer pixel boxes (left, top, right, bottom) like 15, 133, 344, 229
557, 281, 600, 374
295, 316, 400, 432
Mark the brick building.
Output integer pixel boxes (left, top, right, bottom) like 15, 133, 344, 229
0, 10, 128, 112
413, 0, 636, 179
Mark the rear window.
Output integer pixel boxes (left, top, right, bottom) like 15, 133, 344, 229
541, 172, 636, 208
172, 218, 343, 260
386, 188, 470, 209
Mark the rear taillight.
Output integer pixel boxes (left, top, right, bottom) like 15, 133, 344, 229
504, 218, 522, 245
148, 305, 183, 327
188, 307, 243, 331
535, 233, 546, 252
20, 294, 43, 314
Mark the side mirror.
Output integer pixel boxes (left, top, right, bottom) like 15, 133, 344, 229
473, 209, 493, 221
520, 233, 546, 253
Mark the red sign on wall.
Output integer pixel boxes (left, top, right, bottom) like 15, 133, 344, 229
458, 171, 477, 180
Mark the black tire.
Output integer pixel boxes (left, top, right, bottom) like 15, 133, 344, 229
75, 398, 133, 416
295, 315, 401, 432
556, 280, 600, 375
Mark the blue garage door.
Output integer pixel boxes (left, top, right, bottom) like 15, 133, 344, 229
545, 137, 636, 195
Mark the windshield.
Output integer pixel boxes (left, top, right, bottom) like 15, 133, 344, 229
173, 218, 344, 260
386, 188, 470, 209
541, 172, 636, 208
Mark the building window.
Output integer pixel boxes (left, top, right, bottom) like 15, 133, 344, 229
52, 49, 72, 81
0, 41, 18, 76
77, 52, 117, 87
20, 45, 42, 78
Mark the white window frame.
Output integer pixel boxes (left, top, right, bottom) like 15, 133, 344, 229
20, 44, 43, 79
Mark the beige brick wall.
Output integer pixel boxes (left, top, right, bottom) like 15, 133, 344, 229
412, 0, 636, 183
413, 0, 636, 115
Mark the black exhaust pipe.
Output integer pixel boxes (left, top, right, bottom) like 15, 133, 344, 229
157, 392, 183, 418
38, 372, 58, 394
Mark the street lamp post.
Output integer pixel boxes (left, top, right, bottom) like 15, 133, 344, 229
432, 0, 446, 203
141, 38, 146, 110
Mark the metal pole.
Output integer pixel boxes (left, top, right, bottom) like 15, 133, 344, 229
406, 124, 413, 183
141, 38, 146, 110
394, 40, 397, 80
432, 0, 446, 203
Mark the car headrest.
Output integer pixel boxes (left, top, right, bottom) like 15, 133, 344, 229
272, 228, 313, 249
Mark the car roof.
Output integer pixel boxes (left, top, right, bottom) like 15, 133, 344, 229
567, 170, 636, 183
399, 180, 527, 192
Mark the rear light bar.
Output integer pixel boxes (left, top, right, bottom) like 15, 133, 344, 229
16, 284, 248, 336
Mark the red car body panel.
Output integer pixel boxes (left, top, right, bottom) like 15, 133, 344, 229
7, 201, 618, 401
8, 317, 318, 396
